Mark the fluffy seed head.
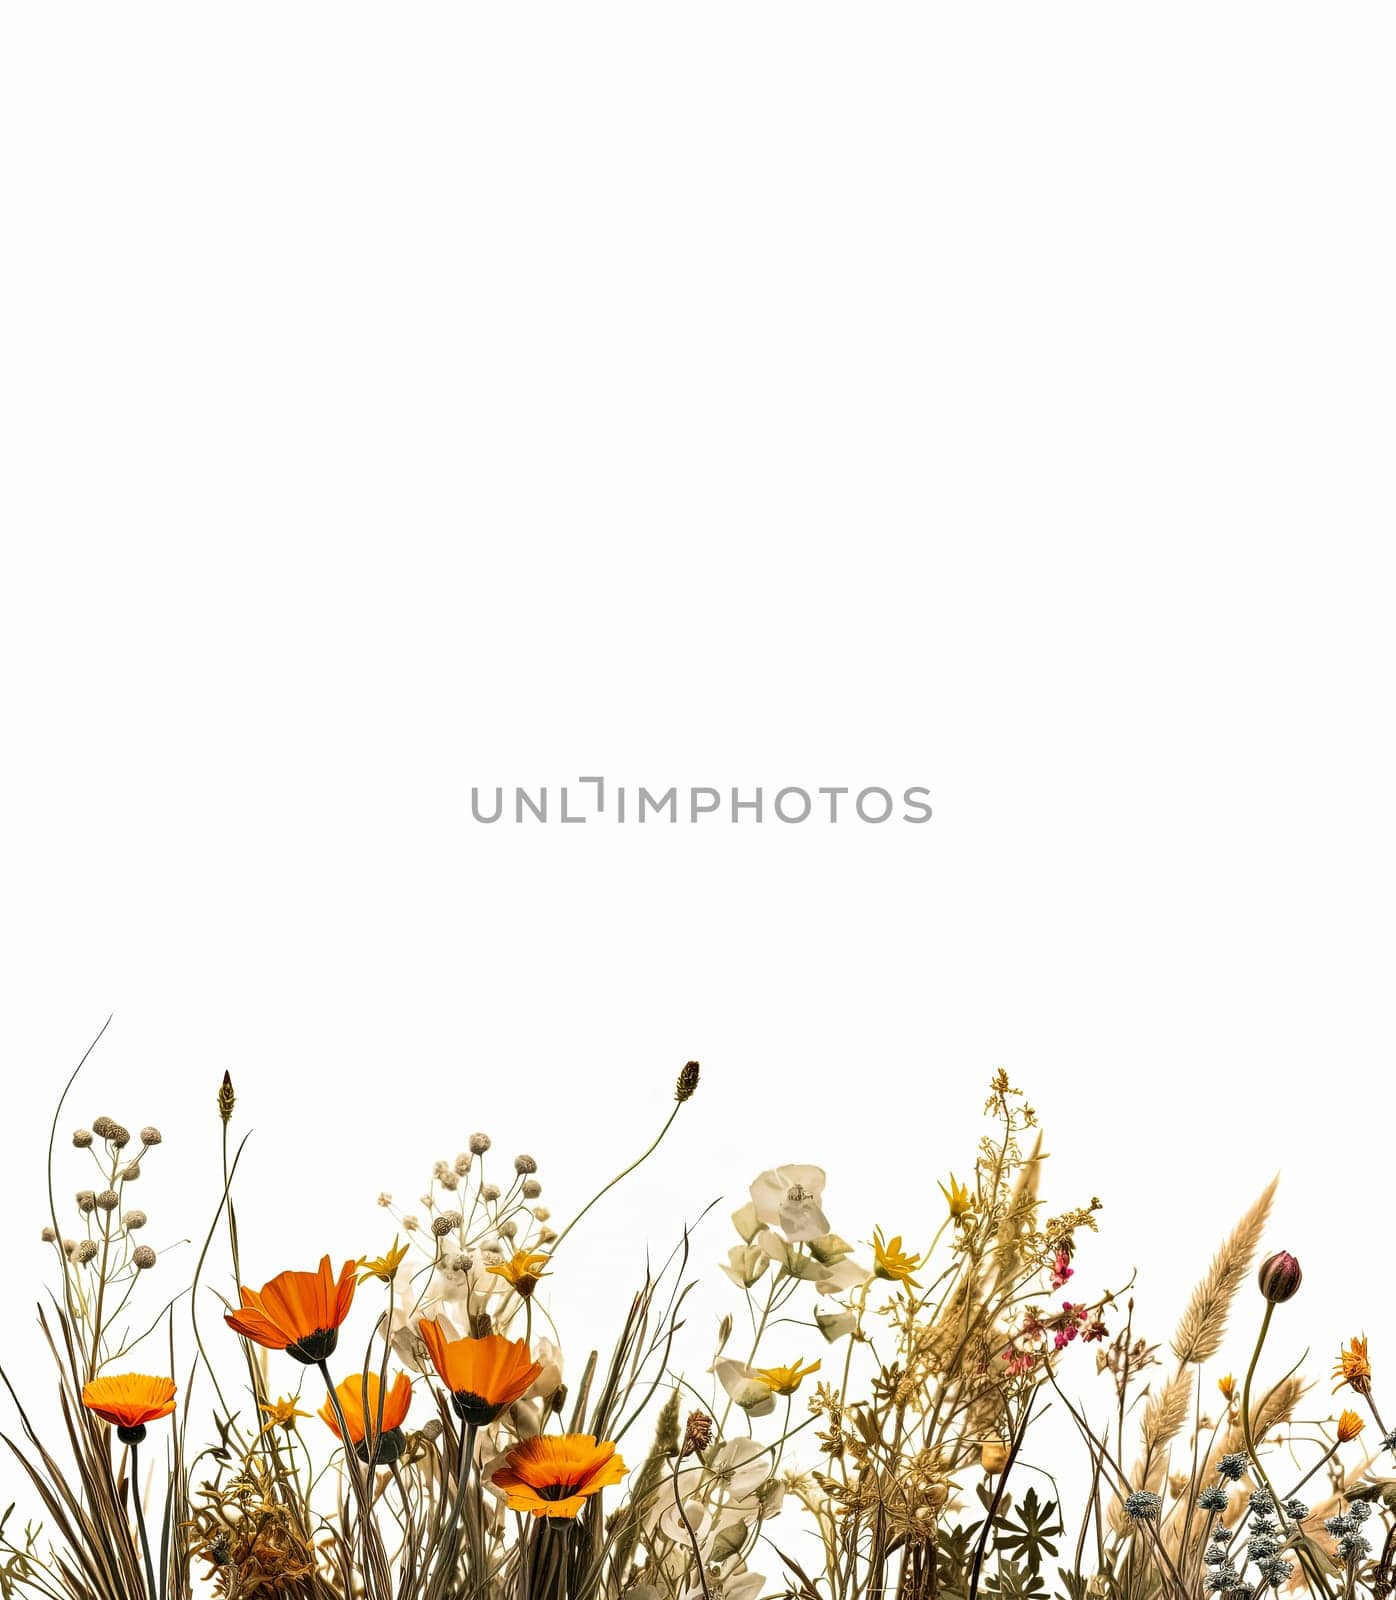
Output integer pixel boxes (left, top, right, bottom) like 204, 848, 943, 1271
522, 1178, 542, 1199
469, 1133, 491, 1155
481, 1183, 501, 1203
41, 1225, 57, 1242
514, 1154, 538, 1175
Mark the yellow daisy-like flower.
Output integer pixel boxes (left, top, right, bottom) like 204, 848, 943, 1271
872, 1228, 923, 1289
486, 1249, 550, 1299
1217, 1373, 1236, 1400
357, 1236, 410, 1285
753, 1358, 821, 1396
260, 1395, 312, 1435
938, 1174, 975, 1224
1332, 1335, 1372, 1397
1336, 1409, 1365, 1444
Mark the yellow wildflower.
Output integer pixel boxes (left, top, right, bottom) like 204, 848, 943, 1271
1336, 1409, 1364, 1444
357, 1235, 410, 1285
754, 1358, 821, 1397
1217, 1373, 1235, 1399
872, 1228, 923, 1289
939, 1174, 975, 1224
260, 1395, 312, 1435
487, 1249, 551, 1299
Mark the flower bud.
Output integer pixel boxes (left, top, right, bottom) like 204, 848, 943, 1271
1257, 1251, 1302, 1304
981, 1440, 1011, 1474
218, 1071, 235, 1123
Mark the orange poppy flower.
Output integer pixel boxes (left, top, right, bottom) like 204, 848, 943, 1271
82, 1374, 177, 1442
320, 1370, 413, 1464
225, 1255, 356, 1364
491, 1434, 627, 1519
418, 1319, 542, 1426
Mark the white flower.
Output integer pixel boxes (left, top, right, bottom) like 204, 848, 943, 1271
815, 1306, 858, 1342
714, 1359, 776, 1417
749, 1165, 829, 1241
755, 1231, 871, 1295
721, 1243, 770, 1289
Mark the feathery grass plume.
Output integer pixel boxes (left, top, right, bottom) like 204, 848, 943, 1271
1170, 1175, 1278, 1365
1140, 1366, 1194, 1457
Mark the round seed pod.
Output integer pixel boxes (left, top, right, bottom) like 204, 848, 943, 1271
133, 1245, 157, 1269
468, 1133, 491, 1155
72, 1129, 94, 1148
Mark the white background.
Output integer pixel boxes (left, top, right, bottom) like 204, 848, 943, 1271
2, 2, 1393, 1514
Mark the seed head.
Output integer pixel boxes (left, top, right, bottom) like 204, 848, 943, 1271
121, 1163, 141, 1181
133, 1245, 157, 1269
454, 1153, 472, 1174
532, 1205, 551, 1222
468, 1133, 491, 1155
676, 1060, 700, 1102
431, 1212, 463, 1237
218, 1071, 235, 1123
537, 1226, 558, 1244
498, 1219, 518, 1240
377, 1192, 393, 1207
108, 1125, 131, 1149
75, 1240, 98, 1264
72, 1129, 94, 1148
92, 1116, 117, 1138
1258, 1251, 1302, 1304
481, 1183, 501, 1203
77, 1191, 97, 1214
140, 1127, 162, 1146
123, 1210, 147, 1230
96, 1190, 120, 1212
420, 1418, 444, 1442
514, 1154, 538, 1175
683, 1410, 714, 1457
41, 1225, 57, 1242
522, 1178, 542, 1199
403, 1215, 420, 1232
438, 1170, 460, 1191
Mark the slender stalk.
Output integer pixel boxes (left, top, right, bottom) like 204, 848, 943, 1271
127, 1441, 159, 1600
1240, 1303, 1334, 1600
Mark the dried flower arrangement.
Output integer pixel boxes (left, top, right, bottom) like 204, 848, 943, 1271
2, 1035, 1392, 1600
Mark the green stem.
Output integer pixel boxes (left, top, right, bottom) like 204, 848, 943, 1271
128, 1441, 159, 1600
1241, 1303, 1334, 1600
